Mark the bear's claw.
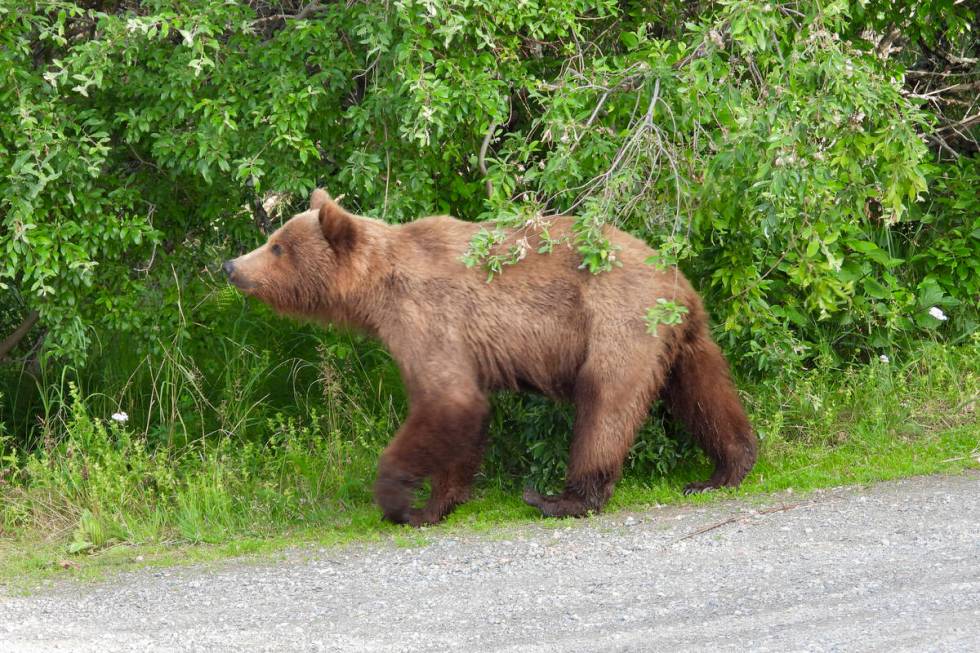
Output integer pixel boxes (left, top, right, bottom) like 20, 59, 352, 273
522, 487, 546, 507
522, 487, 591, 518
522, 487, 563, 516
683, 481, 720, 495
407, 508, 439, 527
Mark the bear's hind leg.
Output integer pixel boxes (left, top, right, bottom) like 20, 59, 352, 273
524, 366, 656, 518
663, 331, 757, 494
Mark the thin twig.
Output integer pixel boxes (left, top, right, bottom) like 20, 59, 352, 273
568, 90, 611, 152
479, 120, 498, 199
672, 503, 801, 543
674, 516, 738, 542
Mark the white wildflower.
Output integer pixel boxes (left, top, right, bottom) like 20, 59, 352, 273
111, 411, 129, 424
928, 306, 948, 321
879, 354, 889, 364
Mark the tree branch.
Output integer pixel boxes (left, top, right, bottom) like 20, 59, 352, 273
252, 1, 329, 27
875, 27, 902, 59
479, 95, 512, 200
0, 310, 40, 361
294, 2, 325, 20
937, 112, 980, 134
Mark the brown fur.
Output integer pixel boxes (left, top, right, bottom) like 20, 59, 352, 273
224, 190, 757, 525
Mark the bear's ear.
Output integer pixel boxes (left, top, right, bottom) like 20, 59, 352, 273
310, 188, 331, 211
319, 199, 358, 252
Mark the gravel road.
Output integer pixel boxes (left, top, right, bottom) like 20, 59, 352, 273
2, 472, 978, 652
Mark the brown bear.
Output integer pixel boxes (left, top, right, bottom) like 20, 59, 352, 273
223, 189, 757, 526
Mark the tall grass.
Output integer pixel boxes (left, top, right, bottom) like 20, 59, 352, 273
0, 289, 401, 544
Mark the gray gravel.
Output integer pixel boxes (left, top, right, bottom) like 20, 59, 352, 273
2, 472, 979, 652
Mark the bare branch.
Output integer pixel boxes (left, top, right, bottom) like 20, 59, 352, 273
926, 133, 962, 159
903, 80, 980, 101
567, 90, 610, 153
937, 112, 980, 133
294, 1, 326, 20
252, 1, 330, 27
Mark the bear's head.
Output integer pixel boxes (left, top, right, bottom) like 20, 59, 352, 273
223, 189, 366, 316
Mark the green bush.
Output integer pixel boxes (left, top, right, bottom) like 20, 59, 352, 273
2, 0, 977, 367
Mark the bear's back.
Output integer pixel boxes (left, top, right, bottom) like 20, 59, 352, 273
381, 215, 700, 397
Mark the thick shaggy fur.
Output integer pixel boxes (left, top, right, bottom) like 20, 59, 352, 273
224, 190, 757, 525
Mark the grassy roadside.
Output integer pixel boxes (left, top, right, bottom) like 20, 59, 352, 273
1, 340, 978, 588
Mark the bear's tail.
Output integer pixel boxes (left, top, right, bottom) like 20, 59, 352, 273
662, 321, 757, 494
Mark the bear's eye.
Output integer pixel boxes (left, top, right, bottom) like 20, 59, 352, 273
271, 243, 282, 257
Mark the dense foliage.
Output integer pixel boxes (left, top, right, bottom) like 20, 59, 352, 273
2, 0, 977, 367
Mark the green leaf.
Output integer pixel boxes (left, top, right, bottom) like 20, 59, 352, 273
862, 277, 890, 300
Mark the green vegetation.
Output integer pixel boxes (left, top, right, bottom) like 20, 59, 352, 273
3, 0, 978, 366
1, 1, 978, 576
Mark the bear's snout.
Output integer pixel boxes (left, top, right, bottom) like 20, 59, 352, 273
223, 259, 251, 290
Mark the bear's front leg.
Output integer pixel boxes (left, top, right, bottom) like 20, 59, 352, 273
407, 464, 484, 526
374, 454, 420, 524
374, 390, 489, 526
